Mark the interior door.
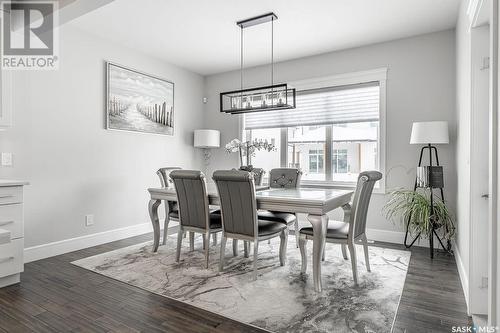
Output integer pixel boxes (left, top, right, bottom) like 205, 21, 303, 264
470, 24, 490, 315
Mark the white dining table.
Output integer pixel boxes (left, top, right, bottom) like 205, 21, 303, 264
147, 184, 354, 292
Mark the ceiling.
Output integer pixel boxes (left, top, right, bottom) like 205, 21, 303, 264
70, 0, 460, 76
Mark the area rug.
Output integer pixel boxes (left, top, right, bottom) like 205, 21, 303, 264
72, 235, 410, 333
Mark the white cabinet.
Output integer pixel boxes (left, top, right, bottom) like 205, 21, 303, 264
0, 70, 12, 129
0, 180, 28, 288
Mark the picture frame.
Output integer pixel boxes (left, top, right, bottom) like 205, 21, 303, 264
105, 62, 174, 135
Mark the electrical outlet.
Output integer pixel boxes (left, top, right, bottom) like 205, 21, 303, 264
85, 214, 94, 227
481, 277, 488, 289
1, 153, 12, 167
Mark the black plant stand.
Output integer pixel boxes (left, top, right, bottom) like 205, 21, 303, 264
404, 143, 452, 258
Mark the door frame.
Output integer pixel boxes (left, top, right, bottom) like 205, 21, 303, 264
468, 0, 499, 325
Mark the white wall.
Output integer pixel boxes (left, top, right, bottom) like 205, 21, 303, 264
204, 29, 457, 235
454, 0, 472, 305
0, 25, 205, 248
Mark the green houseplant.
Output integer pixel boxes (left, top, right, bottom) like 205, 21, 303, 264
383, 189, 455, 242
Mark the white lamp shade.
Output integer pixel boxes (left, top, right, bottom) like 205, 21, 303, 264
194, 129, 220, 148
410, 121, 449, 145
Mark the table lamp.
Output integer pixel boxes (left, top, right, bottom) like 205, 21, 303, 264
194, 129, 220, 165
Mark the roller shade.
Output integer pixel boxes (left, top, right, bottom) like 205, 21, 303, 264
244, 82, 380, 129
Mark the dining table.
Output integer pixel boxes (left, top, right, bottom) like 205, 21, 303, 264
147, 184, 354, 292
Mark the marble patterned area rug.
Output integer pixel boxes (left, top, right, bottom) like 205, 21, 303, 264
72, 235, 410, 333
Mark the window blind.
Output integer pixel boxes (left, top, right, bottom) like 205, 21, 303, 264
244, 81, 380, 129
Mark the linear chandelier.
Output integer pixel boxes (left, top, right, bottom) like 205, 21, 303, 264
220, 12, 296, 114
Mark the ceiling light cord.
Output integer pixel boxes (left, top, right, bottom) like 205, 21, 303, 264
271, 16, 274, 87
240, 27, 243, 91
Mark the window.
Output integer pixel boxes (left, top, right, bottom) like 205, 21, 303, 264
332, 149, 348, 173
287, 126, 326, 181
244, 71, 385, 188
309, 149, 324, 174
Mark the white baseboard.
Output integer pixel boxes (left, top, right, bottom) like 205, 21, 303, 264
366, 228, 432, 247
453, 241, 470, 315
24, 223, 153, 263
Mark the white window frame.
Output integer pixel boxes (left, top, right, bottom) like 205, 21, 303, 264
239, 68, 387, 193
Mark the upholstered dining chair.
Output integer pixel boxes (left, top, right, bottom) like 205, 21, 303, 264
238, 167, 265, 186
298, 171, 382, 285
258, 168, 302, 246
213, 170, 288, 280
157, 167, 181, 245
170, 170, 223, 268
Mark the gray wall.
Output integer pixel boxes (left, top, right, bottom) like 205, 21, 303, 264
0, 25, 205, 247
204, 29, 457, 234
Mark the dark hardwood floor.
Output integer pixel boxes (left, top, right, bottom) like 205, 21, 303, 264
0, 232, 470, 333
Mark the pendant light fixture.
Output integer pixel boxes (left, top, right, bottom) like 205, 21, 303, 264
220, 12, 296, 114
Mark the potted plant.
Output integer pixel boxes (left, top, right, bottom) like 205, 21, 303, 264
383, 188, 455, 244
225, 138, 276, 169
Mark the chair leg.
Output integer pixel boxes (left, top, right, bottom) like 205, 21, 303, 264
202, 234, 206, 250
162, 214, 169, 246
244, 241, 249, 258
219, 236, 227, 271
299, 235, 307, 273
294, 215, 299, 248
279, 230, 287, 266
253, 241, 259, 280
362, 235, 371, 272
341, 244, 348, 260
176, 228, 183, 262
204, 232, 210, 269
347, 243, 358, 285
322, 244, 326, 261
232, 239, 238, 256
189, 232, 194, 251
212, 233, 217, 246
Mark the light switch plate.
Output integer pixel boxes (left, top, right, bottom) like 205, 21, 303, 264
1, 153, 12, 166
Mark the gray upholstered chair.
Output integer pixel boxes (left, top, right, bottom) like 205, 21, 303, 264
157, 167, 181, 245
213, 170, 288, 280
170, 170, 222, 268
258, 168, 302, 246
298, 171, 382, 285
251, 168, 265, 186
238, 167, 265, 186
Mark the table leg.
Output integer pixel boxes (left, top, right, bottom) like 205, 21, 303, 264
148, 199, 162, 252
307, 213, 328, 292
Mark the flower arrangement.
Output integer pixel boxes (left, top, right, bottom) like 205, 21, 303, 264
225, 138, 276, 167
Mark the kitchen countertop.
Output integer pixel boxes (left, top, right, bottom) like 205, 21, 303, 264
0, 179, 29, 187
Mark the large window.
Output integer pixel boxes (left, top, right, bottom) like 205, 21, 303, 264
245, 75, 384, 187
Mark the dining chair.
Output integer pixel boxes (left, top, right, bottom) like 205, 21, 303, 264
238, 167, 265, 186
170, 170, 223, 268
258, 168, 302, 246
213, 170, 288, 280
298, 171, 382, 285
157, 167, 181, 245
